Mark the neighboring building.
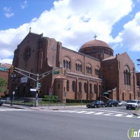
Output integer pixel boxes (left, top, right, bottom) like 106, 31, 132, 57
11, 32, 139, 102
0, 63, 11, 97
136, 73, 140, 100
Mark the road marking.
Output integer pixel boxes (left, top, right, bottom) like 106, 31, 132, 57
104, 113, 113, 116
65, 110, 78, 113
137, 116, 140, 118
85, 112, 95, 114
94, 112, 104, 115
77, 111, 87, 113
126, 115, 133, 118
92, 109, 127, 114
115, 114, 123, 117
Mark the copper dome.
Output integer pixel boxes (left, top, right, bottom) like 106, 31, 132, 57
79, 39, 111, 50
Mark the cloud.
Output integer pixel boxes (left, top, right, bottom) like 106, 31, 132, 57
0, 59, 12, 64
114, 12, 140, 51
3, 7, 14, 18
0, 0, 134, 63
21, 0, 28, 9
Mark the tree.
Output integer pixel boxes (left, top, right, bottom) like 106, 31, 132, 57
0, 78, 6, 92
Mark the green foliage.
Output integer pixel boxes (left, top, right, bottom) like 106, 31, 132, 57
0, 78, 6, 92
42, 95, 59, 102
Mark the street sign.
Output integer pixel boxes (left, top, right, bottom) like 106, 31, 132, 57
49, 88, 53, 96
38, 83, 41, 88
30, 88, 36, 91
20, 77, 28, 83
54, 71, 59, 74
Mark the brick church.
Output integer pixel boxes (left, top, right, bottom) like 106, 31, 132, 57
11, 31, 139, 102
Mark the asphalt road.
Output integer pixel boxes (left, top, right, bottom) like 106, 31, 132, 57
0, 106, 139, 140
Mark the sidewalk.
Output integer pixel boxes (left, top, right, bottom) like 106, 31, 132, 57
2, 103, 86, 110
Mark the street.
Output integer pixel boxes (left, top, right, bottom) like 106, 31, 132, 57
0, 106, 139, 140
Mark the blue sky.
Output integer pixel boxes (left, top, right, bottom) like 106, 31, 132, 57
0, 0, 140, 71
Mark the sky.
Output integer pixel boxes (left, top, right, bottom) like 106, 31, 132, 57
0, 0, 140, 71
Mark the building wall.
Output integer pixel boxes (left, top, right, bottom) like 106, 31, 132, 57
117, 53, 137, 100
11, 32, 139, 102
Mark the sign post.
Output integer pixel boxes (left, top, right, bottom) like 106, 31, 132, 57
48, 88, 53, 108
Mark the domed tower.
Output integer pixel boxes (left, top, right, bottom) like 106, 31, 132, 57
79, 38, 113, 60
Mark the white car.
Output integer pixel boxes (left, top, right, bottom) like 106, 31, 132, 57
118, 101, 127, 106
126, 100, 140, 110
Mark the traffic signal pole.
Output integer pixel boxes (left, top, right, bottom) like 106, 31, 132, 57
35, 74, 39, 107
10, 66, 63, 107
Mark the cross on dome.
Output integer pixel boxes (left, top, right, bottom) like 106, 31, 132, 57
94, 35, 97, 40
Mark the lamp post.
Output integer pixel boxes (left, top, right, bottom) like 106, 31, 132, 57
51, 46, 56, 86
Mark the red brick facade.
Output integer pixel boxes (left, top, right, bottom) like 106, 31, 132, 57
11, 32, 139, 102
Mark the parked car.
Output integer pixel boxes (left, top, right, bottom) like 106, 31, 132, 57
105, 100, 119, 107
126, 100, 140, 110
86, 100, 105, 108
118, 100, 127, 106
0, 100, 3, 106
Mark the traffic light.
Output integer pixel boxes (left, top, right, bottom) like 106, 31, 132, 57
10, 65, 15, 73
61, 68, 65, 74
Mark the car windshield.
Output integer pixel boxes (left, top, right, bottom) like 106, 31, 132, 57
128, 100, 137, 103
92, 101, 99, 104
107, 100, 112, 103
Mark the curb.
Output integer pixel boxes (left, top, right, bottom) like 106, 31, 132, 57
2, 104, 26, 109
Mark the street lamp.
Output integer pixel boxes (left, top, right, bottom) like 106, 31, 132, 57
51, 46, 56, 87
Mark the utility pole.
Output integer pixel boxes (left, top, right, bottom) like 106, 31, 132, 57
10, 65, 61, 107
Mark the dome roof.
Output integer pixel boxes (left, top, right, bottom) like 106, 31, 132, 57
79, 39, 111, 50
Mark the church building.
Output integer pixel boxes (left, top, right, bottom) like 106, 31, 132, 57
11, 31, 139, 102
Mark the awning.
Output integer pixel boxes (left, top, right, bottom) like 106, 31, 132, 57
104, 92, 109, 95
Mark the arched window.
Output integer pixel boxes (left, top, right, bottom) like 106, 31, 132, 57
67, 80, 69, 91
72, 81, 76, 92
63, 57, 71, 69
86, 64, 92, 74
94, 84, 98, 94
76, 60, 82, 72
79, 82, 82, 92
124, 66, 130, 85
84, 83, 87, 93
90, 84, 92, 93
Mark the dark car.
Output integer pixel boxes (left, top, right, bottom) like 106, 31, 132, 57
86, 100, 105, 108
105, 100, 119, 107
0, 100, 3, 106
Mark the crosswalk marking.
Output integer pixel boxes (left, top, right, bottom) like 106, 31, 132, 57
1, 108, 140, 119
85, 112, 95, 114
104, 113, 113, 116
94, 112, 104, 115
126, 115, 133, 118
53, 110, 140, 119
115, 114, 123, 117
77, 111, 87, 113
